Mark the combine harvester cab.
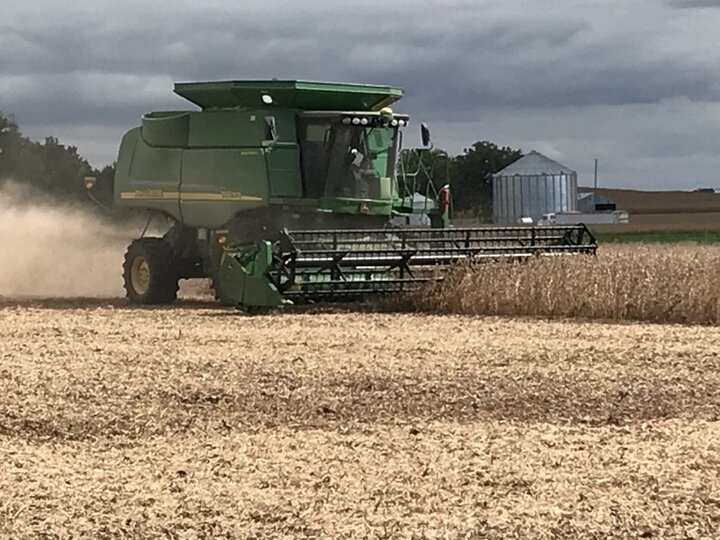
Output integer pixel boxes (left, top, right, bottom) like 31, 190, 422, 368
87, 79, 597, 310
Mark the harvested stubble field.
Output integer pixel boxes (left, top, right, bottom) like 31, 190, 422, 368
1, 298, 720, 539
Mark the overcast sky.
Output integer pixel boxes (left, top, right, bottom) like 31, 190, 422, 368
2, 0, 720, 189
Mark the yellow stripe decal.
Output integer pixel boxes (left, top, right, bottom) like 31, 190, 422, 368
120, 191, 263, 202
120, 190, 178, 200
181, 192, 264, 202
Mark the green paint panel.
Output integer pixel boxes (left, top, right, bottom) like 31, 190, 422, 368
187, 111, 264, 147
217, 243, 285, 309
174, 80, 403, 112
129, 137, 183, 190
186, 109, 297, 147
265, 144, 302, 198
180, 149, 268, 228
367, 128, 393, 180
141, 112, 189, 147
114, 128, 182, 220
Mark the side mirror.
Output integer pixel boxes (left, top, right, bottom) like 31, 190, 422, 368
420, 123, 431, 147
264, 116, 278, 141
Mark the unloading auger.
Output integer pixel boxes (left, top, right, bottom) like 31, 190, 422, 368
85, 79, 597, 310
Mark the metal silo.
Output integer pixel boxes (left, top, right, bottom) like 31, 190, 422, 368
492, 151, 578, 224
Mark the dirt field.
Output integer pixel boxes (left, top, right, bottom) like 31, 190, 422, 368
2, 299, 720, 538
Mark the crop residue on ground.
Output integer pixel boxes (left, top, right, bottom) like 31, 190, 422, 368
1, 303, 719, 538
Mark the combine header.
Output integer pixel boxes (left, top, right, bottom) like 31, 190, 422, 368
87, 79, 597, 310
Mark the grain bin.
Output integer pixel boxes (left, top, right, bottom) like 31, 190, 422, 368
492, 151, 578, 224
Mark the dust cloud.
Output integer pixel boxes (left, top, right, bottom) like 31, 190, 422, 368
0, 181, 135, 298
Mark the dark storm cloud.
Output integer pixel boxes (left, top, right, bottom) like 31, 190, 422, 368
668, 0, 720, 8
3, 0, 717, 121
1, 0, 719, 187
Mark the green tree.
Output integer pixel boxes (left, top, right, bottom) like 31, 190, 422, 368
451, 141, 522, 219
92, 163, 116, 202
0, 112, 99, 202
398, 148, 451, 199
41, 136, 94, 198
0, 114, 24, 176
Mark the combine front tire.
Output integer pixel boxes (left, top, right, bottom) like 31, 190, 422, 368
123, 238, 179, 304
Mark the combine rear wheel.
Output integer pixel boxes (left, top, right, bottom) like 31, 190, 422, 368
123, 238, 179, 304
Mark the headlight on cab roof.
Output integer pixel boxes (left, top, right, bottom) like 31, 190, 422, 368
340, 115, 408, 127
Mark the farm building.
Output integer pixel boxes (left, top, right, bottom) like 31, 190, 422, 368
579, 188, 720, 229
577, 192, 617, 213
492, 151, 578, 224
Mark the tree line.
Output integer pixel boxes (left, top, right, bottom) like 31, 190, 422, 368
0, 113, 114, 201
0, 112, 521, 218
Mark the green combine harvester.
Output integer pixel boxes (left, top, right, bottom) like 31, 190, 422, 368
86, 79, 597, 310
